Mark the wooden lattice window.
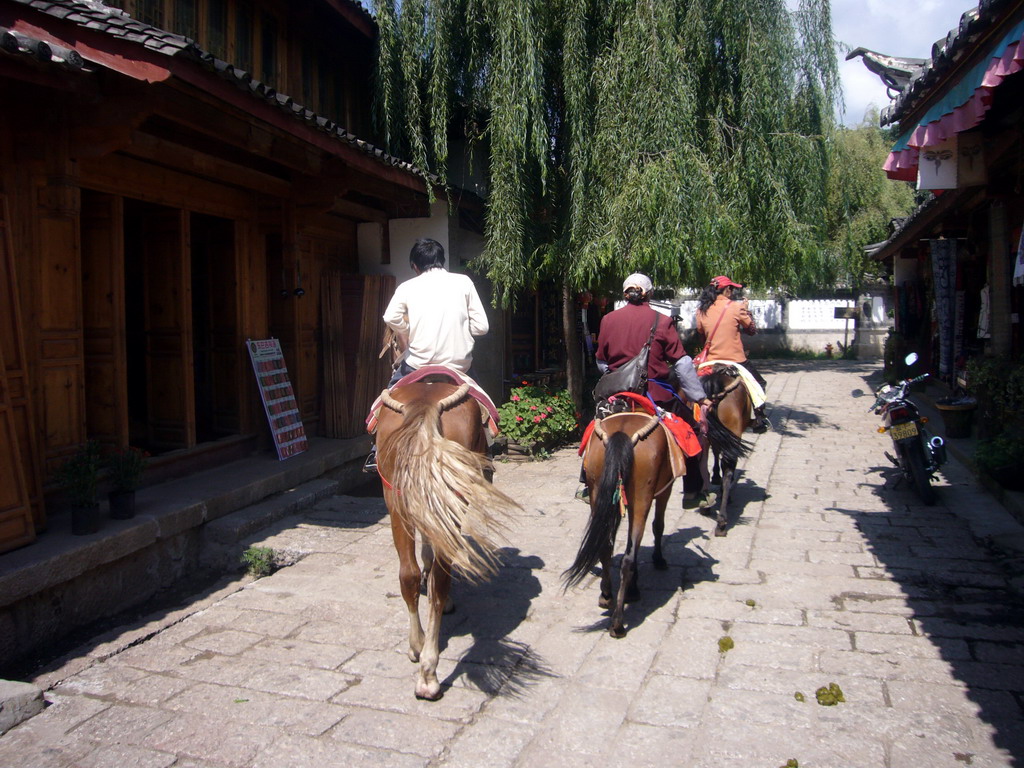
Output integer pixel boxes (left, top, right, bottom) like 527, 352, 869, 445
173, 0, 198, 40
135, 0, 164, 28
206, 0, 228, 59
234, 0, 254, 73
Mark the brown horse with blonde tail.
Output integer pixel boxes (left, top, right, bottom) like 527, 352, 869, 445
376, 379, 521, 699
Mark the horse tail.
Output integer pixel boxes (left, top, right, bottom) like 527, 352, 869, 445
562, 430, 634, 590
702, 369, 753, 463
705, 409, 751, 463
380, 399, 518, 582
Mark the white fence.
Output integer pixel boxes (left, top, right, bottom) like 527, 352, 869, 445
640, 294, 890, 358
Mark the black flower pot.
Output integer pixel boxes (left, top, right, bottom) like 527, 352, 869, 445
71, 503, 101, 535
108, 490, 136, 520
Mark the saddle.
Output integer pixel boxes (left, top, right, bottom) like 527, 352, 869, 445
366, 365, 500, 437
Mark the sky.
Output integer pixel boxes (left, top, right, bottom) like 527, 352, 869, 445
831, 0, 977, 126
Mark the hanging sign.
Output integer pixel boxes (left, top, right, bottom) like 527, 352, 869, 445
247, 338, 307, 460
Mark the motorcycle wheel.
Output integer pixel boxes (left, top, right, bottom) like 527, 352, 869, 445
903, 440, 937, 506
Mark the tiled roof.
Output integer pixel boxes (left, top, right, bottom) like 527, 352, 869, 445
1, 23, 88, 69
881, 0, 1018, 126
6, 0, 425, 180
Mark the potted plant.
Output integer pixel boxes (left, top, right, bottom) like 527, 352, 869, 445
57, 440, 102, 535
975, 434, 1024, 492
106, 445, 147, 519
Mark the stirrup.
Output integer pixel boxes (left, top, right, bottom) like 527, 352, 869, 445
362, 450, 378, 473
752, 416, 771, 434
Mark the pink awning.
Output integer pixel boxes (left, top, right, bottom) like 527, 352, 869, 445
885, 33, 1024, 181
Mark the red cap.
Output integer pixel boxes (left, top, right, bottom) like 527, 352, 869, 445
711, 275, 743, 289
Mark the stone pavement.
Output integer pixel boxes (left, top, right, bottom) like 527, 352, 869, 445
1, 360, 1023, 768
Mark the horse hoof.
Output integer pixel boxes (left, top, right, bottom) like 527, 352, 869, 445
415, 683, 443, 701
598, 594, 612, 609
714, 524, 727, 537
609, 625, 626, 639
653, 557, 668, 571
407, 649, 421, 663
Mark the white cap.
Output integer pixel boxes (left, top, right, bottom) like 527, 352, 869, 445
623, 273, 653, 293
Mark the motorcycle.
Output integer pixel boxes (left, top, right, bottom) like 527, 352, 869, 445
871, 353, 947, 505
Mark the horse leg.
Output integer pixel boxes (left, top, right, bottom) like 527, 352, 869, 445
415, 555, 452, 701
651, 490, 669, 571
597, 539, 614, 609
715, 459, 736, 537
420, 538, 453, 613
711, 448, 722, 486
611, 506, 647, 638
390, 510, 424, 663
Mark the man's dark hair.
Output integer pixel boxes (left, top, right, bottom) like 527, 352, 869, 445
410, 238, 446, 271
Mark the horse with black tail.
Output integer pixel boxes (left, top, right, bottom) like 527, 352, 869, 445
376, 379, 521, 699
701, 364, 754, 537
563, 411, 673, 638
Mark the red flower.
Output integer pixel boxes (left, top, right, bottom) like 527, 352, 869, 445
516, 415, 523, 422
511, 395, 520, 402
530, 405, 538, 410
546, 406, 554, 412
533, 416, 542, 423
540, 413, 547, 419
522, 380, 528, 385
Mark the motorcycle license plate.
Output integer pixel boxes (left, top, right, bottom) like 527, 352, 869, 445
890, 421, 918, 440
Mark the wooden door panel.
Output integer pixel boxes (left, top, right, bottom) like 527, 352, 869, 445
81, 193, 128, 448
0, 193, 43, 534
144, 208, 193, 450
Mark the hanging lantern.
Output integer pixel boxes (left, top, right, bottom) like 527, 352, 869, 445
596, 296, 608, 310
578, 290, 592, 307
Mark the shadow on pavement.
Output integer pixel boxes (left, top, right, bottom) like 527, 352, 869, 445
572, 524, 713, 636
828, 475, 1024, 764
439, 548, 554, 697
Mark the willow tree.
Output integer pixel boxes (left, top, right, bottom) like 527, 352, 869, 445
373, 0, 840, 404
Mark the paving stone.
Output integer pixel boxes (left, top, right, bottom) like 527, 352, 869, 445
327, 708, 461, 758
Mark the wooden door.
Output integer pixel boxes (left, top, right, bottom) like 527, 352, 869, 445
0, 194, 36, 551
82, 191, 129, 449
191, 213, 240, 441
144, 207, 194, 450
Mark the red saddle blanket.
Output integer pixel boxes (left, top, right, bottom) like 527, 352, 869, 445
365, 365, 500, 435
578, 392, 701, 458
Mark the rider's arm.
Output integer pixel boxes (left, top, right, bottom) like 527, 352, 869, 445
737, 300, 757, 336
466, 279, 490, 337
673, 356, 709, 404
382, 288, 409, 335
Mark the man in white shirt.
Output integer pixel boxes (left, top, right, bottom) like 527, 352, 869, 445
365, 238, 489, 471
383, 238, 489, 385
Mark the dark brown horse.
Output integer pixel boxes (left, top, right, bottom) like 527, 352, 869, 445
376, 380, 520, 699
563, 412, 675, 638
701, 365, 753, 537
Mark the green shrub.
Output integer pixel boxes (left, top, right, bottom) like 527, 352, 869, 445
498, 384, 579, 453
241, 547, 277, 577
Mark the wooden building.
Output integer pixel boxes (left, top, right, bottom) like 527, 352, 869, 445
851, 0, 1024, 379
0, 0, 444, 553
